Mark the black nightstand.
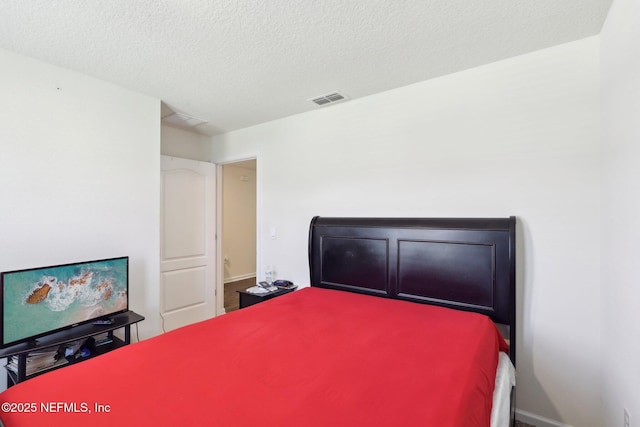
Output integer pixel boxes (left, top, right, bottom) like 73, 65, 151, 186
237, 287, 296, 309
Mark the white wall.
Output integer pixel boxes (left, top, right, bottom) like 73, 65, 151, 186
600, 0, 640, 425
161, 124, 211, 162
222, 164, 257, 282
211, 38, 602, 426
0, 49, 161, 390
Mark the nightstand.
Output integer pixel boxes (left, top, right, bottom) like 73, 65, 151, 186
237, 287, 296, 309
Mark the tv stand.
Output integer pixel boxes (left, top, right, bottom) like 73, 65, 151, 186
1, 310, 144, 387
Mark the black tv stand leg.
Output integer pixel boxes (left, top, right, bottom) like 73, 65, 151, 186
17, 353, 27, 383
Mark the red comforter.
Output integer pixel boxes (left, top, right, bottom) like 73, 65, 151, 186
0, 287, 507, 426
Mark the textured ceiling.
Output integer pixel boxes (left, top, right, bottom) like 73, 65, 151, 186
0, 0, 612, 135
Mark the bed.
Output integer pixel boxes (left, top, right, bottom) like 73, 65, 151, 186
0, 216, 516, 427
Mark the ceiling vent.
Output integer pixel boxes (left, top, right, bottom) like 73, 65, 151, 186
162, 112, 208, 128
309, 91, 348, 107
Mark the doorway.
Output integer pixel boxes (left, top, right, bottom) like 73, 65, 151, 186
219, 159, 257, 312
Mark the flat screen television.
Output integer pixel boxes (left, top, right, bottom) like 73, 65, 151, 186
0, 256, 128, 348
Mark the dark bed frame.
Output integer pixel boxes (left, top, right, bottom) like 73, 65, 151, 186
308, 216, 516, 366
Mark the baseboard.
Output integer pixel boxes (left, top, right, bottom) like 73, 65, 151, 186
516, 409, 573, 427
224, 273, 256, 284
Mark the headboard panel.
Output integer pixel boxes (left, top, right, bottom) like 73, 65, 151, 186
308, 216, 516, 365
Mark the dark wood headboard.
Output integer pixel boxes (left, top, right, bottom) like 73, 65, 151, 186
308, 216, 516, 365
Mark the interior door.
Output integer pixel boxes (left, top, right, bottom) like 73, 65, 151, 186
160, 156, 216, 331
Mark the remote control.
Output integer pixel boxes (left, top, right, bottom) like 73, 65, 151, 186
93, 319, 113, 325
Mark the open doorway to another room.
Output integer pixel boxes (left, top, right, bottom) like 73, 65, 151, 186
221, 159, 257, 312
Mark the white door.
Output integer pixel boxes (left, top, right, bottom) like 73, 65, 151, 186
160, 156, 216, 331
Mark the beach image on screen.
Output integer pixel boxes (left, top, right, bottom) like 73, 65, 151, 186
3, 258, 127, 345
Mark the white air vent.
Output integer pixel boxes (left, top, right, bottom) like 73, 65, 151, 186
309, 91, 348, 107
162, 112, 208, 128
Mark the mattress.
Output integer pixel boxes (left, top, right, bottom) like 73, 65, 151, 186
491, 352, 517, 427
0, 287, 510, 426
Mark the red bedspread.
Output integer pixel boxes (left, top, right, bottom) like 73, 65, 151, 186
0, 287, 507, 427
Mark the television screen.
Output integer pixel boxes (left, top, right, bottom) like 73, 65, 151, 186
1, 257, 128, 348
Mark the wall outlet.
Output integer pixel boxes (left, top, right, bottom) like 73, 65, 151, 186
624, 408, 630, 427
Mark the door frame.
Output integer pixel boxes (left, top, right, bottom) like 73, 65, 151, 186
216, 157, 260, 314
